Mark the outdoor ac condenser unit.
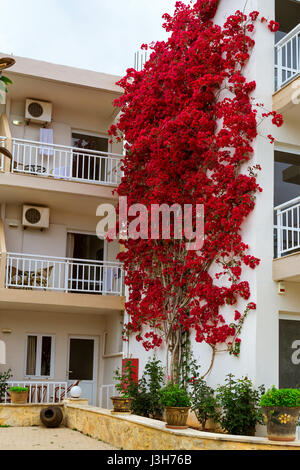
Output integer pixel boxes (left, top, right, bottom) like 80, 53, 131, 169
22, 205, 50, 230
25, 99, 52, 124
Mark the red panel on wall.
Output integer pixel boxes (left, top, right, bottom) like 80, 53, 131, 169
122, 358, 139, 385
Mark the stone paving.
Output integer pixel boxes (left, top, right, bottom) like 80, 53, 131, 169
0, 426, 119, 450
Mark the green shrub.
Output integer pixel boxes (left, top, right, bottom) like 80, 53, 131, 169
130, 357, 165, 418
260, 387, 300, 408
159, 383, 191, 408
0, 369, 12, 400
190, 378, 220, 431
216, 374, 265, 436
9, 386, 29, 392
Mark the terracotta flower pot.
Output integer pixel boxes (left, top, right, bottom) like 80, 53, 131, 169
10, 390, 29, 404
262, 407, 300, 442
165, 407, 190, 429
110, 396, 133, 413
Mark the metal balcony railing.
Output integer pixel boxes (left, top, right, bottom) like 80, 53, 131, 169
275, 24, 300, 91
6, 252, 124, 296
3, 381, 68, 404
1, 136, 123, 185
274, 196, 300, 258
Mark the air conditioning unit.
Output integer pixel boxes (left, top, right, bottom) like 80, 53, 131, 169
22, 205, 50, 230
25, 99, 52, 124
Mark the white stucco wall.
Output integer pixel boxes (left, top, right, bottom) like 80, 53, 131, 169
125, 0, 300, 391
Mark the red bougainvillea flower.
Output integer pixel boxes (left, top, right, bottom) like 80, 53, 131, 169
268, 20, 280, 32
109, 0, 283, 360
249, 11, 259, 21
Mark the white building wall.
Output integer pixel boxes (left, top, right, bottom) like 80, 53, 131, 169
3, 204, 119, 262
126, 0, 300, 390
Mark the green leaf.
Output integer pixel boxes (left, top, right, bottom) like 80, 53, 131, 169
0, 75, 13, 85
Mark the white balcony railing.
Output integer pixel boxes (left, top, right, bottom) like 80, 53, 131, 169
275, 24, 300, 90
3, 381, 68, 404
275, 196, 300, 258
3, 137, 122, 185
6, 253, 124, 295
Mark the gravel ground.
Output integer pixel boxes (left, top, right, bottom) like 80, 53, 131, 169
0, 426, 118, 450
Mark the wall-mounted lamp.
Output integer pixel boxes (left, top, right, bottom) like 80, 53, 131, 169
7, 219, 19, 228
1, 329, 12, 334
12, 120, 23, 126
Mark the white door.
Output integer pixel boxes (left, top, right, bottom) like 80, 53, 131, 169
67, 336, 98, 405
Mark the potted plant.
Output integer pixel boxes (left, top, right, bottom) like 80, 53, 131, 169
215, 374, 265, 436
260, 387, 300, 442
190, 377, 220, 431
159, 383, 191, 429
110, 361, 134, 413
9, 386, 29, 404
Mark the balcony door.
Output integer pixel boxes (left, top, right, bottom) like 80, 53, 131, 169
67, 232, 106, 293
67, 336, 98, 405
71, 132, 109, 182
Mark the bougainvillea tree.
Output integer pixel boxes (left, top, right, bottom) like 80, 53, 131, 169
109, 0, 282, 383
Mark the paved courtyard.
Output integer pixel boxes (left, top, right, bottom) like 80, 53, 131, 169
0, 426, 118, 450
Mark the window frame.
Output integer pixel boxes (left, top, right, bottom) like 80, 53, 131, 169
71, 130, 111, 154
24, 333, 56, 379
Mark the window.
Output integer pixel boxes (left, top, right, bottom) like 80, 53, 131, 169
25, 334, 55, 378
276, 0, 300, 35
71, 132, 109, 182
279, 319, 300, 388
274, 150, 300, 208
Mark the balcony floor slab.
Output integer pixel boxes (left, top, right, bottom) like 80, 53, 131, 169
0, 288, 125, 314
273, 251, 300, 282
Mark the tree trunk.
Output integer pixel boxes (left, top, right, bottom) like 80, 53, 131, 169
169, 327, 182, 384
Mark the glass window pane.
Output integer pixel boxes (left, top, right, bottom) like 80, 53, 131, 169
274, 151, 300, 207
69, 339, 94, 380
26, 336, 37, 376
279, 320, 300, 388
41, 336, 52, 376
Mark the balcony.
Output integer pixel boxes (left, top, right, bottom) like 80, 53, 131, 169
273, 197, 300, 282
275, 24, 300, 91
0, 251, 125, 314
0, 136, 123, 186
273, 24, 300, 113
5, 252, 123, 295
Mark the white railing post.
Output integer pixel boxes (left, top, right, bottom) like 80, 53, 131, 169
277, 209, 282, 258
277, 46, 282, 90
64, 259, 69, 293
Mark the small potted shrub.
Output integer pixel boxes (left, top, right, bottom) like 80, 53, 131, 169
110, 361, 134, 413
215, 374, 265, 436
9, 386, 29, 404
190, 378, 220, 431
159, 383, 191, 429
260, 387, 300, 442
